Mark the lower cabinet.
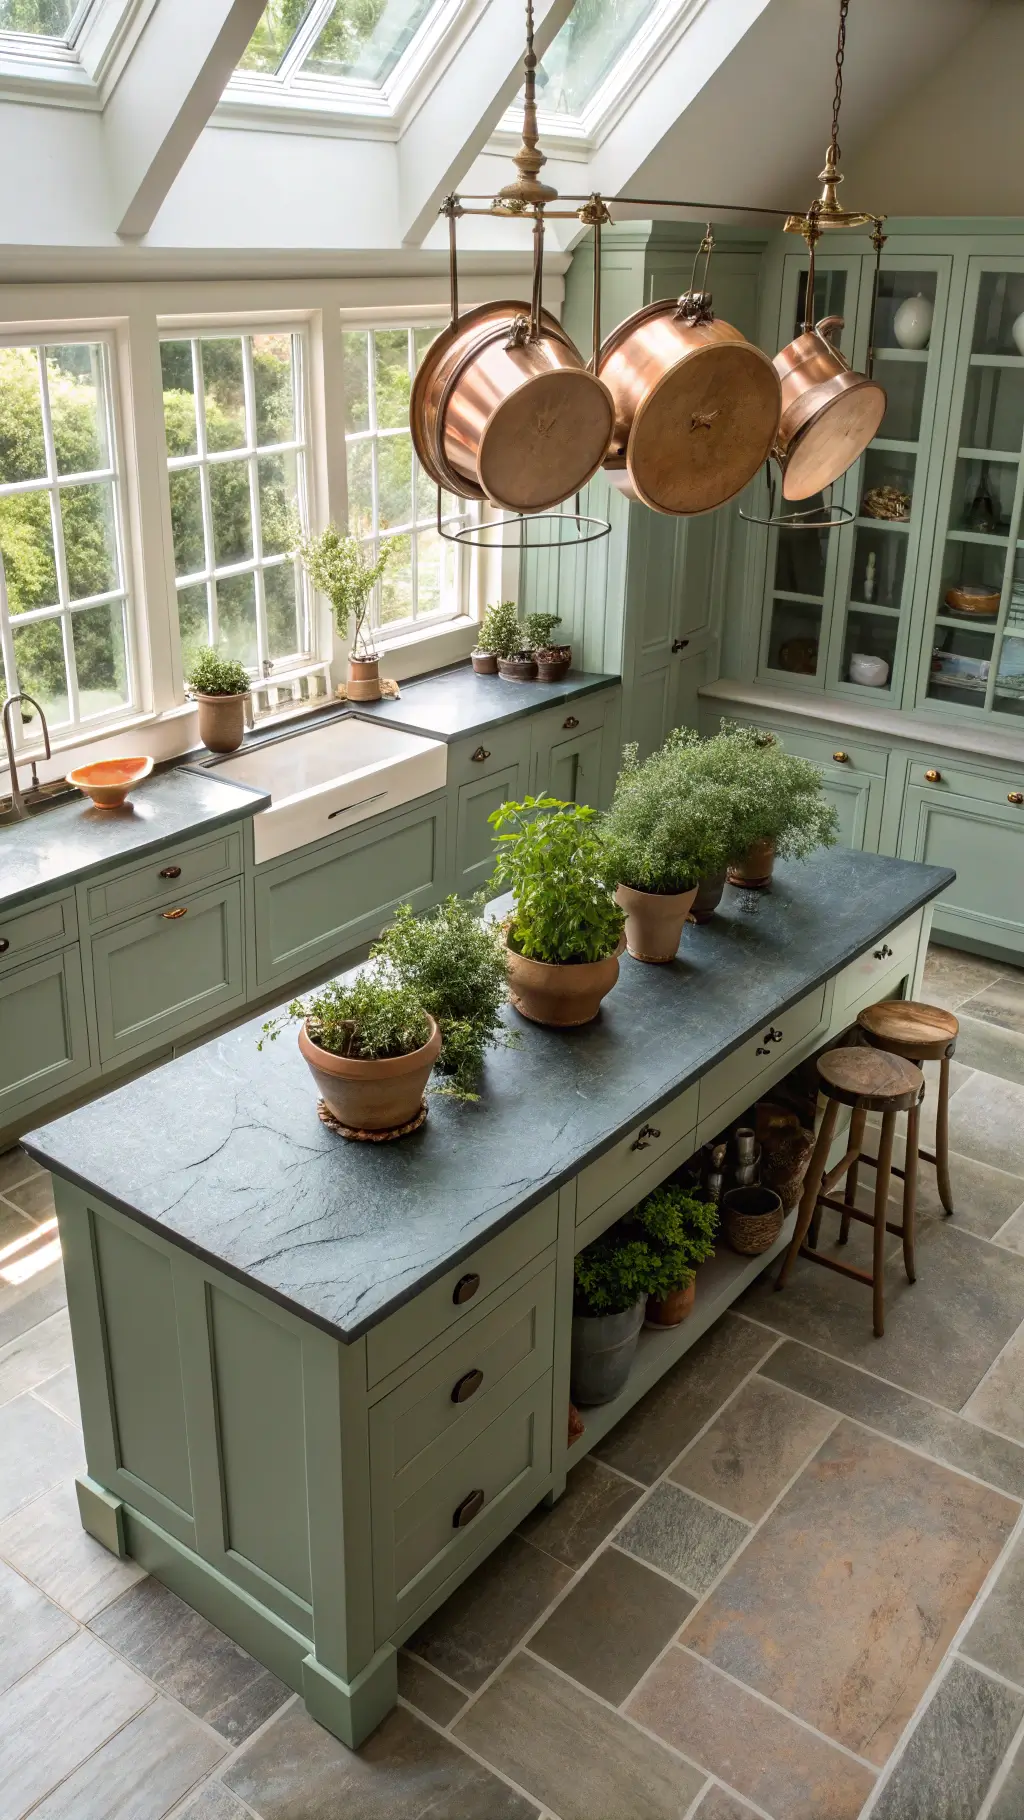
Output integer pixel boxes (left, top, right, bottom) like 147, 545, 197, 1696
0, 946, 91, 1120
530, 697, 611, 806
90, 878, 246, 1064
728, 718, 887, 853
899, 761, 1024, 957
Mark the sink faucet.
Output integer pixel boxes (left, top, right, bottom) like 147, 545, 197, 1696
2, 693, 51, 820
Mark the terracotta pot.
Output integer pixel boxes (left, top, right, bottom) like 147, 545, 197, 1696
196, 692, 247, 754
691, 868, 727, 923
297, 1015, 441, 1133
727, 839, 776, 890
615, 882, 697, 963
471, 650, 498, 675
503, 927, 625, 1027
347, 656, 382, 703
535, 647, 572, 683
498, 655, 538, 683
645, 1278, 696, 1328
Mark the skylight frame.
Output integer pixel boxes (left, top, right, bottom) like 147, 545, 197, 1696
0, 0, 93, 59
226, 0, 463, 124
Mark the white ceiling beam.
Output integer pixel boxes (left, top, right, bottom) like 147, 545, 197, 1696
396, 0, 575, 247
103, 0, 267, 239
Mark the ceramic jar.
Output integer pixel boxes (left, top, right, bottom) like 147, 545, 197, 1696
893, 293, 933, 351
848, 652, 889, 687
196, 691, 247, 753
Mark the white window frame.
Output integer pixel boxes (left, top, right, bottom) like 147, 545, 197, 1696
224, 0, 462, 125
0, 328, 137, 762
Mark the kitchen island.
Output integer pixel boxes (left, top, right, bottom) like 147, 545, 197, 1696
24, 847, 953, 1748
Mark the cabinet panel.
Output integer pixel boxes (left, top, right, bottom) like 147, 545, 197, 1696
533, 727, 604, 806
0, 892, 77, 974
91, 878, 245, 1063
93, 1215, 193, 1517
453, 765, 521, 893
900, 785, 1024, 953
0, 947, 90, 1116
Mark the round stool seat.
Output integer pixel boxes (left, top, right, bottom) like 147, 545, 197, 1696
857, 999, 959, 1062
817, 1046, 924, 1112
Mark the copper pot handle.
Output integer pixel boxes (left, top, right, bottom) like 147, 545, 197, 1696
815, 315, 845, 346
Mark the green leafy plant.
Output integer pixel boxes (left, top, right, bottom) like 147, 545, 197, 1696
185, 647, 251, 697
475, 599, 523, 659
295, 524, 392, 660
371, 896, 517, 1100
601, 730, 736, 895
574, 1229, 661, 1317
688, 722, 840, 862
523, 611, 564, 652
628, 1183, 718, 1298
489, 796, 624, 965
258, 970, 431, 1060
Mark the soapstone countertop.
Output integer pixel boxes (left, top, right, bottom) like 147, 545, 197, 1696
25, 847, 953, 1345
351, 665, 618, 741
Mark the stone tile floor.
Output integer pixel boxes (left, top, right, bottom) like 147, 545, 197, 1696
2, 943, 1024, 1817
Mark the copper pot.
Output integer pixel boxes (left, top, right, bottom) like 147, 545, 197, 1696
596, 294, 782, 515
773, 316, 886, 501
411, 300, 614, 513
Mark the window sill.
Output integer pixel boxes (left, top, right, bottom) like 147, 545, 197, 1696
370, 616, 478, 682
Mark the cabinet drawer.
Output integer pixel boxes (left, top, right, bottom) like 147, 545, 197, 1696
448, 722, 531, 791
831, 914, 921, 1021
697, 986, 829, 1128
529, 693, 609, 750
0, 892, 77, 972
576, 1085, 700, 1230
85, 830, 242, 926
0, 946, 91, 1115
764, 726, 889, 780
908, 760, 1024, 808
373, 1376, 551, 1640
90, 877, 245, 1064
366, 1195, 557, 1388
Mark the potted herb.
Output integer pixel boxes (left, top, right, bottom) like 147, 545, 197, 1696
691, 723, 839, 890
524, 611, 571, 683
489, 796, 625, 1026
571, 1228, 659, 1404
371, 895, 517, 1100
498, 644, 539, 683
631, 1183, 718, 1327
296, 525, 391, 702
185, 648, 251, 753
260, 971, 440, 1135
601, 731, 734, 962
473, 599, 521, 676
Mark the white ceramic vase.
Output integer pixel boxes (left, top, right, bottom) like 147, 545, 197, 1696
849, 652, 889, 688
893, 294, 933, 351
1012, 311, 1024, 358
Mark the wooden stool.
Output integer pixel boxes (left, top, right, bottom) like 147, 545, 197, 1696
776, 1047, 925, 1336
856, 1000, 959, 1216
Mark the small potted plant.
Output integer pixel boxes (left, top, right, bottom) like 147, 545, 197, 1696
371, 895, 517, 1100
571, 1226, 659, 1404
601, 731, 734, 962
692, 723, 839, 890
297, 524, 391, 702
489, 796, 625, 1026
473, 600, 521, 676
630, 1183, 718, 1327
186, 648, 251, 753
260, 970, 440, 1136
524, 611, 572, 683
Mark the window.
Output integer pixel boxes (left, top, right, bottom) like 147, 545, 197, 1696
534, 0, 662, 118
160, 332, 315, 681
342, 325, 470, 638
0, 0, 89, 40
235, 0, 442, 98
0, 339, 134, 748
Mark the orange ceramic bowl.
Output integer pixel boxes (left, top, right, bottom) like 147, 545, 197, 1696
67, 755, 153, 808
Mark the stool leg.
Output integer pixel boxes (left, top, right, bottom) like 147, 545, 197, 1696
872, 1109, 896, 1338
777, 1098, 840, 1291
840, 1104, 868, 1245
903, 1096, 919, 1286
935, 1054, 955, 1216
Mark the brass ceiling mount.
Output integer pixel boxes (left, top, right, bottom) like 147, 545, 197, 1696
494, 0, 558, 214
784, 0, 884, 243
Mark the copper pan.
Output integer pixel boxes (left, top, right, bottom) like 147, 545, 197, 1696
410, 300, 614, 514
596, 294, 782, 515
773, 315, 886, 501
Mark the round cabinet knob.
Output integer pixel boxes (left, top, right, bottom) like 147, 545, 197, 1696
452, 1272, 480, 1306
832, 751, 849, 764
562, 715, 580, 730
162, 907, 188, 920
1009, 792, 1023, 806
470, 746, 490, 764
452, 1489, 485, 1529
159, 865, 182, 879
924, 769, 942, 783
0, 938, 9, 955
451, 1368, 484, 1405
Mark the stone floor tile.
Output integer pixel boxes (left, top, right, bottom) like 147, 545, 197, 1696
963, 1322, 1024, 1442
33, 1363, 81, 1427
0, 1306, 72, 1407
627, 1646, 876, 1820
517, 1456, 643, 1567
171, 1786, 249, 1820
989, 1736, 1024, 1820
0, 1257, 67, 1350
871, 1657, 1023, 1820
453, 1651, 705, 1820
759, 1340, 1024, 1497
0, 1145, 40, 1197
741, 1218, 1024, 1410
0, 1479, 145, 1620
529, 1544, 694, 1705
995, 1202, 1024, 1254
593, 1314, 776, 1484
405, 1534, 572, 1692
91, 1576, 289, 1744
954, 1015, 1024, 1089
0, 1630, 153, 1820
693, 1787, 762, 1819
397, 1650, 467, 1725
948, 1071, 1024, 1176
670, 1376, 836, 1522
0, 1198, 34, 1250
0, 1555, 76, 1695
963, 973, 1024, 1037
930, 1153, 1024, 1240
29, 1696, 227, 1819
963, 1528, 1024, 1685
226, 1694, 539, 1820
681, 1420, 1017, 1765
616, 1484, 749, 1595
4, 1169, 56, 1221
922, 945, 1006, 1013
0, 1388, 83, 1523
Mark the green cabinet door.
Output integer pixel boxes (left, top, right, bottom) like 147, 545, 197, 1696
820, 769, 885, 853
453, 765, 522, 893
900, 783, 1024, 957
90, 878, 246, 1064
0, 946, 91, 1119
543, 726, 604, 806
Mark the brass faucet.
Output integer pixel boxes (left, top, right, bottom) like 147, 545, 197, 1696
2, 693, 52, 820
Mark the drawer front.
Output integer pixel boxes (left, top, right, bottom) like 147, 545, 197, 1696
373, 1376, 551, 1640
86, 830, 242, 926
576, 1084, 700, 1228
448, 722, 531, 791
366, 1195, 558, 1388
0, 892, 77, 972
529, 693, 609, 752
697, 986, 829, 1128
0, 946, 91, 1115
371, 1261, 555, 1481
770, 726, 889, 781
831, 914, 922, 1021
91, 878, 245, 1063
908, 759, 1024, 809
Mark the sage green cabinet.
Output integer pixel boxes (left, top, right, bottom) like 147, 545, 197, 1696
898, 759, 1024, 953
449, 724, 531, 894
529, 695, 611, 804
90, 878, 246, 1064
0, 946, 91, 1119
726, 716, 887, 854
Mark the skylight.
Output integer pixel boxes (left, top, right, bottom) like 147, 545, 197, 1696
534, 0, 662, 119
237, 0, 439, 90
0, 0, 89, 41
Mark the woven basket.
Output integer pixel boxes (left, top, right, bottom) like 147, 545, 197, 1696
723, 1187, 784, 1256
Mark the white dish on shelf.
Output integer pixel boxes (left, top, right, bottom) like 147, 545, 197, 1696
848, 652, 889, 687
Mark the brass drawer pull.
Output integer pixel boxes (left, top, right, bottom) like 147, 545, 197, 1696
873, 943, 894, 961
451, 1368, 484, 1404
162, 907, 188, 920
630, 1123, 661, 1152
764, 1026, 783, 1043
832, 750, 849, 764
671, 638, 689, 653
452, 1272, 480, 1305
159, 865, 181, 879
453, 1489, 485, 1529
924, 768, 942, 783
0, 938, 8, 955
470, 746, 491, 764
563, 715, 579, 730
1010, 792, 1023, 805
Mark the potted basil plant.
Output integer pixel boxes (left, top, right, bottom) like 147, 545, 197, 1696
259, 971, 440, 1136
296, 524, 392, 702
186, 648, 251, 753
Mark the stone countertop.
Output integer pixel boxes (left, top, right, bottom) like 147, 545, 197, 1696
24, 847, 952, 1345
701, 678, 1024, 766
0, 769, 269, 916
350, 665, 618, 741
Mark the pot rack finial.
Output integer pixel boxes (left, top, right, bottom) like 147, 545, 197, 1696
494, 0, 558, 214
784, 0, 883, 240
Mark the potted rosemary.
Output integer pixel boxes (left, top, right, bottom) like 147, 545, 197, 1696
185, 648, 251, 753
296, 525, 392, 702
260, 970, 440, 1136
371, 895, 517, 1100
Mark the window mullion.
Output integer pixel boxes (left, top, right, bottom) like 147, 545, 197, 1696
0, 551, 19, 740
241, 336, 268, 674
37, 346, 80, 726
192, 341, 219, 649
